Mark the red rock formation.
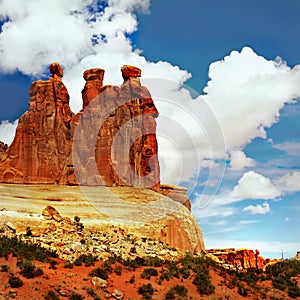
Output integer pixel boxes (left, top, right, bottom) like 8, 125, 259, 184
206, 248, 269, 269
0, 141, 7, 160
73, 65, 160, 190
0, 63, 74, 183
0, 63, 160, 191
159, 184, 191, 211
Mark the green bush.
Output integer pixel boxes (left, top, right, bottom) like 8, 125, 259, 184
69, 292, 84, 300
74, 254, 97, 267
165, 285, 188, 299
0, 235, 57, 262
17, 259, 44, 278
192, 269, 215, 296
114, 266, 122, 276
179, 266, 190, 279
138, 283, 154, 299
272, 276, 288, 291
129, 275, 135, 284
288, 283, 300, 298
8, 276, 23, 288
89, 267, 108, 280
141, 268, 158, 279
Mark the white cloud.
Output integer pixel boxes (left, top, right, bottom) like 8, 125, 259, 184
230, 170, 282, 199
243, 202, 270, 215
0, 120, 18, 145
273, 142, 300, 156
192, 193, 241, 219
229, 149, 255, 171
275, 171, 300, 193
202, 47, 300, 151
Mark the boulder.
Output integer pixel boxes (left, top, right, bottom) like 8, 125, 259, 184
112, 289, 124, 300
42, 206, 63, 222
92, 277, 108, 288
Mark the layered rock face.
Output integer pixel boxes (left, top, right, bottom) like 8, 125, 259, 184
0, 63, 74, 183
0, 63, 159, 190
0, 63, 204, 253
73, 66, 160, 190
207, 248, 270, 269
0, 184, 205, 255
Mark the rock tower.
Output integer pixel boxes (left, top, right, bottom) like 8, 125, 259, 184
0, 63, 160, 191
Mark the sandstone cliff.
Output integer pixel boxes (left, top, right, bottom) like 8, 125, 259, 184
0, 63, 74, 184
0, 62, 203, 253
0, 63, 160, 191
0, 184, 204, 256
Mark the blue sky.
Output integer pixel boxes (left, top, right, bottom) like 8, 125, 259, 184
0, 0, 300, 259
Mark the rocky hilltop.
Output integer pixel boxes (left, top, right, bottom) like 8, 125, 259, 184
0, 63, 204, 254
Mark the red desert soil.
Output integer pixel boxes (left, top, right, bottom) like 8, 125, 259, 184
0, 254, 293, 300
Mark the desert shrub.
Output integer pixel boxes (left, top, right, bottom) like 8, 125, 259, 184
87, 287, 96, 296
288, 282, 300, 298
144, 256, 164, 267
114, 265, 122, 276
192, 269, 215, 296
44, 290, 60, 300
237, 282, 249, 297
179, 266, 190, 279
87, 287, 101, 299
124, 256, 164, 269
74, 216, 84, 232
129, 275, 135, 284
272, 276, 288, 291
1, 264, 9, 272
102, 260, 113, 273
0, 235, 57, 261
266, 259, 300, 278
69, 292, 84, 300
8, 276, 23, 288
64, 261, 74, 269
25, 226, 33, 236
89, 267, 108, 280
49, 259, 59, 269
17, 259, 44, 278
159, 269, 173, 282
74, 254, 97, 267
141, 267, 158, 279
138, 283, 154, 299
165, 285, 188, 299
165, 261, 180, 278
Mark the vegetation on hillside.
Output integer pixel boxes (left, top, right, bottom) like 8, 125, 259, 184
1, 235, 300, 299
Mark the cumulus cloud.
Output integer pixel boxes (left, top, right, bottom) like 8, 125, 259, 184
230, 170, 281, 200
243, 202, 270, 215
0, 0, 227, 191
202, 47, 300, 151
275, 171, 300, 193
229, 149, 255, 171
